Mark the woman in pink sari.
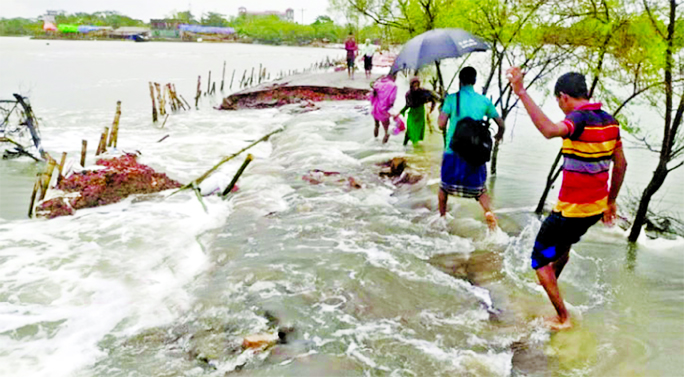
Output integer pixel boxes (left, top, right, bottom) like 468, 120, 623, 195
370, 72, 398, 143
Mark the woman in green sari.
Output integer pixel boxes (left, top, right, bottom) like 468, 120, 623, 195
400, 77, 437, 146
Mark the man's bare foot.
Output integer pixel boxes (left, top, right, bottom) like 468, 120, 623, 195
544, 316, 572, 331
485, 211, 497, 230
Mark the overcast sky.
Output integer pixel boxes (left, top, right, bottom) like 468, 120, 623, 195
0, 0, 339, 25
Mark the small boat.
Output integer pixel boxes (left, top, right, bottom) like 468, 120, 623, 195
131, 34, 150, 42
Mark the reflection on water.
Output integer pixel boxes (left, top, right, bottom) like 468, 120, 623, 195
0, 37, 683, 377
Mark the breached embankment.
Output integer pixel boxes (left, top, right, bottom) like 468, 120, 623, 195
219, 71, 380, 110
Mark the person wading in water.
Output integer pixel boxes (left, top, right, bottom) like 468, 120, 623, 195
399, 76, 437, 146
507, 66, 627, 330
370, 72, 398, 144
437, 67, 505, 229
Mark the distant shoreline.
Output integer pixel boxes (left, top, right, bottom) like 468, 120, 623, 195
0, 34, 348, 49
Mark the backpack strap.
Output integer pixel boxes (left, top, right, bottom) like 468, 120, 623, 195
456, 91, 460, 117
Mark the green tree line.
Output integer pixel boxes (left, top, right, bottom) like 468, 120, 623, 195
0, 11, 145, 35
1, 10, 386, 45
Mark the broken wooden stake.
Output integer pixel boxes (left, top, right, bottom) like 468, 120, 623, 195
220, 61, 226, 92
108, 101, 121, 148
81, 140, 87, 167
222, 154, 253, 196
157, 134, 170, 143
149, 82, 158, 122
161, 114, 169, 129
179, 94, 191, 110
28, 175, 40, 218
57, 151, 67, 185
39, 158, 57, 201
96, 127, 109, 156
195, 75, 201, 108
206, 70, 211, 95
154, 83, 166, 116
229, 69, 236, 90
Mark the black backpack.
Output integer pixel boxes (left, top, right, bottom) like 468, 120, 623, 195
449, 91, 493, 166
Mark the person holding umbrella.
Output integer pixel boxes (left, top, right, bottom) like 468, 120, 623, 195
399, 77, 437, 146
437, 67, 505, 229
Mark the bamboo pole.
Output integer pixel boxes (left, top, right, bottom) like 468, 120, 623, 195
108, 101, 122, 148
172, 127, 283, 195
28, 175, 40, 218
57, 151, 67, 185
179, 94, 191, 110
160, 114, 169, 129
170, 84, 186, 111
240, 70, 246, 88
81, 140, 87, 167
149, 82, 158, 122
155, 83, 166, 116
211, 82, 216, 95
221, 154, 253, 196
206, 70, 211, 95
229, 69, 236, 89
166, 86, 176, 112
250, 67, 255, 86
96, 127, 108, 156
220, 61, 226, 92
195, 75, 201, 108
192, 181, 208, 213
258, 64, 262, 84
39, 158, 57, 201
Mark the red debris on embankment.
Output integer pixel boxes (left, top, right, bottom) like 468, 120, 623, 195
36, 154, 181, 219
219, 85, 370, 110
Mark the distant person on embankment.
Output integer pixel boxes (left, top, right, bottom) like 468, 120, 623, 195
370, 72, 398, 143
437, 67, 505, 229
400, 76, 437, 146
360, 39, 376, 79
344, 33, 358, 79
507, 67, 627, 331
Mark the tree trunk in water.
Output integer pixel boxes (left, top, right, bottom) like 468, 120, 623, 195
490, 139, 500, 176
628, 163, 668, 242
535, 150, 563, 215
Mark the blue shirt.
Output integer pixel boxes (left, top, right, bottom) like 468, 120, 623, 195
441, 85, 499, 154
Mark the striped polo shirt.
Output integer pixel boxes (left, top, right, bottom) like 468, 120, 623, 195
554, 103, 621, 218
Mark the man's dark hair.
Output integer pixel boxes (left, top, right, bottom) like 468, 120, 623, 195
554, 72, 589, 99
459, 67, 477, 86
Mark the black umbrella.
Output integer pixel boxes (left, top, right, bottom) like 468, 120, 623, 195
390, 28, 489, 93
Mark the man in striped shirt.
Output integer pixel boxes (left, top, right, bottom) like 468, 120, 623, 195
507, 67, 627, 330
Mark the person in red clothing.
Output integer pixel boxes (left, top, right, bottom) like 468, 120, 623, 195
344, 33, 358, 79
507, 67, 627, 331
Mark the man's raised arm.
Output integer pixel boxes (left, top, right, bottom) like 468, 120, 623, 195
506, 67, 569, 139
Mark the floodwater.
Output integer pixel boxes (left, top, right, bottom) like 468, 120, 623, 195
0, 37, 682, 377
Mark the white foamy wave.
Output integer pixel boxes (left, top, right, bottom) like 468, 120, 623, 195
0, 192, 232, 377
